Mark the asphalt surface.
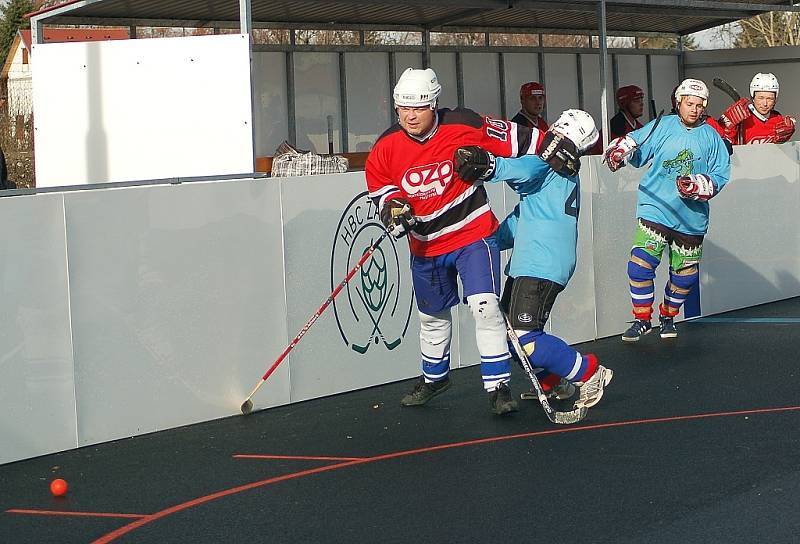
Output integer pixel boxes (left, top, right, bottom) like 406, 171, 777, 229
2, 298, 799, 544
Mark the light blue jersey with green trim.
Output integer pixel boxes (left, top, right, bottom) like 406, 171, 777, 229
490, 155, 578, 287
627, 114, 730, 235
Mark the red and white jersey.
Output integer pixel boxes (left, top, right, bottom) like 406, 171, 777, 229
722, 109, 793, 144
510, 110, 549, 132
366, 108, 542, 257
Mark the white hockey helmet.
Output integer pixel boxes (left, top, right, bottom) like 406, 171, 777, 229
750, 72, 779, 98
674, 78, 709, 107
393, 68, 442, 109
550, 109, 599, 152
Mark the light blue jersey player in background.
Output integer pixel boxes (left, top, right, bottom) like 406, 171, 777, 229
453, 110, 614, 410
604, 78, 731, 341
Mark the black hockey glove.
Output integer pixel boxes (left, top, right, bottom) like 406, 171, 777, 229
454, 146, 496, 183
539, 131, 581, 177
380, 197, 415, 239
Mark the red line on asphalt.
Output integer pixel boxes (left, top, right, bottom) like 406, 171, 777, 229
7, 509, 146, 519
233, 454, 366, 461
87, 404, 800, 544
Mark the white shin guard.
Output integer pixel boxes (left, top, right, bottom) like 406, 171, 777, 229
467, 293, 511, 391
419, 309, 452, 360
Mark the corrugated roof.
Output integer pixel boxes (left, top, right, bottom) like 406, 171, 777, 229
29, 0, 800, 36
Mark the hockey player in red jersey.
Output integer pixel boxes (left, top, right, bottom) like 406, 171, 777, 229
511, 82, 549, 132
610, 85, 645, 140
718, 72, 796, 145
366, 67, 543, 415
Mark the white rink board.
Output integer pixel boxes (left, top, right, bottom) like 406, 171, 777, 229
3, 143, 800, 464
32, 34, 255, 187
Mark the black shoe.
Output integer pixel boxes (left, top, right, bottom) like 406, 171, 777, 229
400, 376, 451, 406
489, 383, 519, 415
621, 319, 652, 342
659, 315, 678, 338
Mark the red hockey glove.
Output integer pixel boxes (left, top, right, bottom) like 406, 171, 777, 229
676, 174, 715, 201
773, 116, 796, 143
719, 98, 751, 129
380, 197, 415, 239
603, 135, 636, 172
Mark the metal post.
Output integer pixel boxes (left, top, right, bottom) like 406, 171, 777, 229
339, 52, 348, 153
538, 52, 547, 120
498, 52, 507, 119
423, 30, 431, 69
598, 0, 610, 150
576, 54, 584, 110
239, 0, 252, 35
455, 51, 464, 108
31, 17, 43, 45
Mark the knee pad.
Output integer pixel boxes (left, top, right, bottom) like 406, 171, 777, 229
467, 293, 504, 329
419, 310, 452, 358
669, 265, 699, 291
628, 248, 659, 282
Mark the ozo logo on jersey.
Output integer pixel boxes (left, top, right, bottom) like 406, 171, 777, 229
401, 161, 453, 199
331, 191, 415, 354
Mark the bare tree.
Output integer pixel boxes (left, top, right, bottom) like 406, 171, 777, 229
732, 11, 800, 48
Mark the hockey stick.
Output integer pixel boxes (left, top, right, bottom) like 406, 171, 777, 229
240, 229, 391, 415
504, 315, 587, 425
712, 77, 745, 145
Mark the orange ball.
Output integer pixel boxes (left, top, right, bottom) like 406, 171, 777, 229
50, 478, 68, 497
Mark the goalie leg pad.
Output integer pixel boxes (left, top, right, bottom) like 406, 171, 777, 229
505, 276, 564, 330
419, 309, 453, 382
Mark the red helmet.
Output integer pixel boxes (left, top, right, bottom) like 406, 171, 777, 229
520, 82, 545, 98
616, 85, 644, 108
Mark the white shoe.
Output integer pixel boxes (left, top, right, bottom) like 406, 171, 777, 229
575, 365, 613, 409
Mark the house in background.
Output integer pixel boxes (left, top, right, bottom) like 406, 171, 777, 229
2, 28, 129, 123
0, 27, 128, 186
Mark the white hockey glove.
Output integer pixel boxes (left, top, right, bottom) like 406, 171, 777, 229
676, 174, 715, 201
603, 135, 636, 172
380, 196, 416, 238
454, 146, 496, 183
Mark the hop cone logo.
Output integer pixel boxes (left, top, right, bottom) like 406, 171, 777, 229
360, 245, 388, 313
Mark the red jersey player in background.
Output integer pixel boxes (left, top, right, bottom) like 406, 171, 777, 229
718, 72, 796, 145
511, 82, 549, 132
588, 84, 645, 154
366, 67, 543, 415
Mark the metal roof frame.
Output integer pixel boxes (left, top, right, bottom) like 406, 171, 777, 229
27, 0, 800, 148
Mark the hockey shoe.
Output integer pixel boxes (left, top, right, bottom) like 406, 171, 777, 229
400, 376, 451, 406
521, 378, 576, 401
489, 383, 519, 415
575, 365, 613, 409
621, 319, 652, 342
659, 315, 678, 339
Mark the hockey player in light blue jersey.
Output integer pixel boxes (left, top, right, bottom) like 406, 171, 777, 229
453, 110, 613, 410
604, 78, 731, 341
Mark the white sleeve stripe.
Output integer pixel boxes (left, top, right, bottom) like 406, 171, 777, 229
413, 185, 478, 222
410, 205, 491, 242
565, 353, 582, 380
368, 185, 401, 201
511, 122, 519, 157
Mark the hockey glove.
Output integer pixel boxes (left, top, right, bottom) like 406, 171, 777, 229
719, 98, 751, 129
380, 196, 415, 238
603, 135, 636, 172
454, 146, 496, 183
676, 174, 715, 201
539, 131, 581, 177
773, 115, 796, 143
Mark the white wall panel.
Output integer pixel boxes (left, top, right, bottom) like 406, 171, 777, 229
463, 53, 501, 117
32, 34, 255, 187
346, 53, 391, 153
580, 53, 615, 130
0, 194, 76, 464
543, 54, 580, 123
650, 55, 680, 116
253, 51, 289, 157
430, 52, 458, 109
279, 173, 420, 400
393, 53, 424, 82
701, 144, 800, 313
65, 179, 288, 444
294, 52, 342, 153
502, 52, 540, 121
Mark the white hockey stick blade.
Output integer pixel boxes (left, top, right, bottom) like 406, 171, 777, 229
505, 316, 587, 425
